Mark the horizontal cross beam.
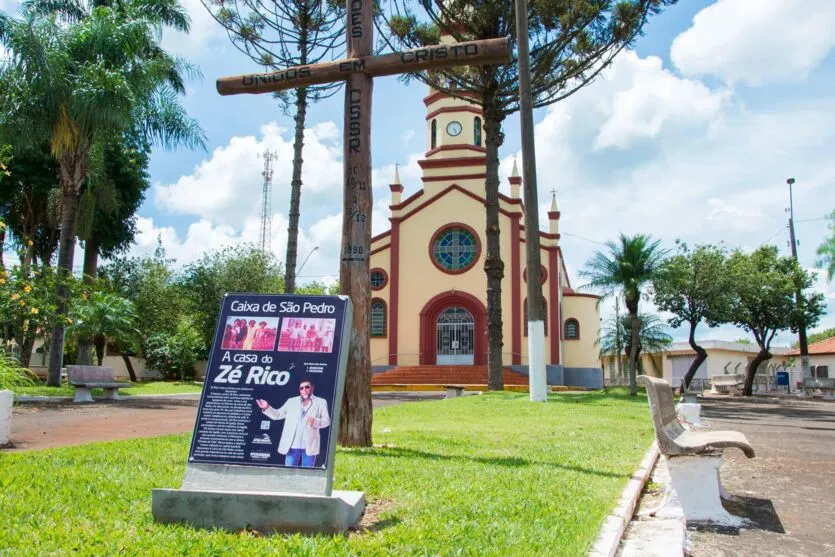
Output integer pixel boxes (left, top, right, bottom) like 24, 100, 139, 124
217, 37, 512, 96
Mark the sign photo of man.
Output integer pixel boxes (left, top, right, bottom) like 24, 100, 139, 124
255, 380, 330, 468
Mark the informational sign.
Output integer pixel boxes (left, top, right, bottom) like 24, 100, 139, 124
187, 294, 352, 471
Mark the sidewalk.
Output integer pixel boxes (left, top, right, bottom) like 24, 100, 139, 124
619, 395, 835, 556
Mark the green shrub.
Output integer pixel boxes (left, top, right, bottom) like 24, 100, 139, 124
143, 319, 204, 381
0, 350, 35, 390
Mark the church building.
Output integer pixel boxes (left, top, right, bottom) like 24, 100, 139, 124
368, 84, 601, 382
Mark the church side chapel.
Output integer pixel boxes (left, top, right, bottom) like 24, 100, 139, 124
368, 83, 601, 385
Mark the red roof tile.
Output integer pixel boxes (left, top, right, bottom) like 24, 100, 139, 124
786, 336, 835, 356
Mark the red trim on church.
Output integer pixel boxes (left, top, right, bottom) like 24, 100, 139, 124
422, 173, 486, 183
388, 219, 401, 365
548, 246, 560, 364
425, 105, 483, 120
423, 90, 481, 108
419, 290, 487, 365
389, 183, 404, 193
370, 245, 389, 257
547, 210, 560, 220
509, 176, 522, 186
510, 215, 521, 364
392, 184, 521, 221
371, 229, 391, 243
418, 156, 486, 170
424, 144, 487, 157
562, 291, 601, 300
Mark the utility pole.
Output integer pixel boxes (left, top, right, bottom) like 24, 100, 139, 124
258, 149, 277, 255
787, 177, 811, 381
515, 0, 547, 402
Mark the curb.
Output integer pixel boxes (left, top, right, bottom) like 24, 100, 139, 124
14, 392, 202, 404
588, 441, 659, 557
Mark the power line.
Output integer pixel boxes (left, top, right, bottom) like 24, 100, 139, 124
559, 231, 607, 246
759, 225, 787, 247
795, 217, 830, 223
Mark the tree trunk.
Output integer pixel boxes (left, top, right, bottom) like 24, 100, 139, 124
47, 150, 87, 387
483, 90, 505, 391
77, 237, 99, 366
122, 354, 138, 382
0, 228, 5, 270
743, 348, 771, 396
94, 334, 106, 366
284, 86, 308, 294
627, 311, 640, 396
19, 335, 35, 368
683, 320, 707, 392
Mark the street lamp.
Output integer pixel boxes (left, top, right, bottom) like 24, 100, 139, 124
297, 245, 319, 276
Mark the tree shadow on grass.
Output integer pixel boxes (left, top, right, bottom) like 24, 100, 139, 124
347, 445, 625, 479
688, 495, 785, 536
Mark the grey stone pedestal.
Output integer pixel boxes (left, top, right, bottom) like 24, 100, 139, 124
152, 488, 365, 534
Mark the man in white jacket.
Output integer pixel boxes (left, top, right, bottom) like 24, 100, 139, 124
255, 380, 330, 467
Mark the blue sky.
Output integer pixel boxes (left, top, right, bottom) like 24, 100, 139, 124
2, 0, 834, 346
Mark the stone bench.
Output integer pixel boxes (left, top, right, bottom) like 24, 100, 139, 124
710, 374, 743, 395
68, 366, 131, 403
802, 377, 835, 400
638, 375, 755, 526
444, 384, 466, 398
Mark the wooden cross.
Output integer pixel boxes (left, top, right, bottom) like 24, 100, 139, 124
217, 2, 512, 444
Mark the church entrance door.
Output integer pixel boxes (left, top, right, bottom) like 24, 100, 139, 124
436, 307, 475, 365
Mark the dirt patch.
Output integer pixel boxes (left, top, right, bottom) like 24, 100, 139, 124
5, 396, 200, 452
3, 392, 447, 453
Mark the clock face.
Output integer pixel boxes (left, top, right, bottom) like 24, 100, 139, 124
446, 121, 463, 137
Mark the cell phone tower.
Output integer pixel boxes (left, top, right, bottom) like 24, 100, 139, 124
258, 148, 277, 254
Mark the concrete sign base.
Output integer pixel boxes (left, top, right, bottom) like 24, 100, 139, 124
152, 488, 365, 534
0, 390, 12, 446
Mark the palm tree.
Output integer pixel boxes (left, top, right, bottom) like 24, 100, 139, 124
581, 234, 667, 395
599, 312, 672, 382
69, 291, 139, 370
0, 0, 205, 386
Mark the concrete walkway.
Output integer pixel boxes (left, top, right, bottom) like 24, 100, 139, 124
618, 395, 835, 556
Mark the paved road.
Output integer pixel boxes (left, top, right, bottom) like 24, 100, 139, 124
5, 391, 448, 452
686, 396, 835, 556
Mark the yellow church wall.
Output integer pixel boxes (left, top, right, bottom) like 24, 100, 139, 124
390, 187, 516, 366
562, 295, 601, 369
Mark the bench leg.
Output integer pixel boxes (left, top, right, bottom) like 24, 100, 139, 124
658, 455, 746, 526
73, 387, 94, 403
102, 388, 120, 401
445, 388, 463, 399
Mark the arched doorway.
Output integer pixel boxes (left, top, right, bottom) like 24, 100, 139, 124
436, 307, 475, 365
419, 290, 486, 365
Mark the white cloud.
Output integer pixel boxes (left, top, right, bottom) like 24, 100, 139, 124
592, 52, 730, 149
154, 122, 343, 227
671, 0, 835, 86
401, 130, 416, 144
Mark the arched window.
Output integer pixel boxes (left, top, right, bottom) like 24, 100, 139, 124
564, 318, 580, 340
371, 299, 387, 337
523, 298, 548, 336
474, 117, 482, 147
431, 119, 437, 149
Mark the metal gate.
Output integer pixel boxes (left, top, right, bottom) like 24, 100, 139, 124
436, 307, 475, 365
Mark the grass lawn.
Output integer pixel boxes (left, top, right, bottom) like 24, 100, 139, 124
11, 380, 203, 398
0, 388, 652, 556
